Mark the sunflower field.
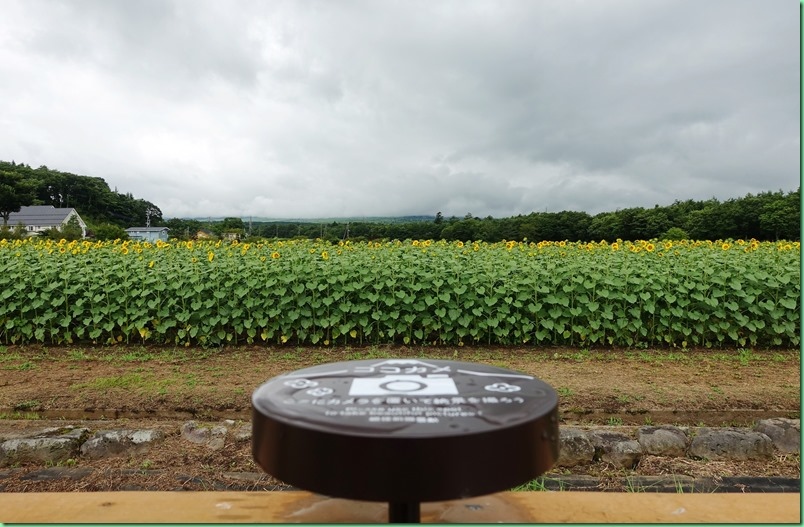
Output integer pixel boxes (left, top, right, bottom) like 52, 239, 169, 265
0, 237, 799, 348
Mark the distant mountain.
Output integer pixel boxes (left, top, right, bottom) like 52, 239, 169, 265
188, 215, 436, 224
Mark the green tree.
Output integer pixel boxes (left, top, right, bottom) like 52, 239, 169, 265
91, 222, 129, 241
587, 212, 622, 241
0, 222, 27, 240
661, 227, 689, 240
60, 216, 84, 240
0, 170, 36, 226
760, 189, 800, 240
164, 218, 203, 240
213, 217, 245, 236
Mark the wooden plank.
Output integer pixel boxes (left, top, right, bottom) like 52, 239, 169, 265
0, 490, 800, 523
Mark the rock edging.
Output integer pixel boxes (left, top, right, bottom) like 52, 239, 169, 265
0, 418, 799, 470
557, 419, 799, 469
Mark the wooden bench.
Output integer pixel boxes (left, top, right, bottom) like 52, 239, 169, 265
1, 491, 799, 523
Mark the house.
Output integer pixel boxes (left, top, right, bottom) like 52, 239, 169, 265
6, 205, 87, 237
195, 229, 216, 240
125, 227, 170, 242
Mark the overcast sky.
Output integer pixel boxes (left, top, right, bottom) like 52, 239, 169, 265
1, 0, 799, 219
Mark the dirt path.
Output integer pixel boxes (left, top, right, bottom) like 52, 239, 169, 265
0, 345, 800, 492
2, 345, 799, 424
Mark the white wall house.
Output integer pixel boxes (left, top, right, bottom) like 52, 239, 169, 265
6, 205, 87, 237
125, 227, 170, 242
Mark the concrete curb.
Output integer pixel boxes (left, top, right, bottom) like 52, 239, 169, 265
1, 468, 798, 493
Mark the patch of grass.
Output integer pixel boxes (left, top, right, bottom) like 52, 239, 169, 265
736, 348, 758, 365
73, 372, 147, 390
66, 349, 92, 361
625, 476, 644, 493
3, 361, 35, 371
710, 385, 724, 395
0, 350, 23, 363
606, 416, 624, 426
673, 476, 693, 494
345, 346, 394, 361
98, 347, 158, 362
13, 399, 40, 411
512, 476, 565, 492
0, 411, 41, 420
557, 387, 574, 398
185, 373, 200, 388
71, 372, 171, 393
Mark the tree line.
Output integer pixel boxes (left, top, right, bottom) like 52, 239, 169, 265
165, 187, 799, 243
1, 160, 798, 242
0, 161, 162, 239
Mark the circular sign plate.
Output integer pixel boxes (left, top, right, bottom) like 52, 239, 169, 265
252, 359, 559, 503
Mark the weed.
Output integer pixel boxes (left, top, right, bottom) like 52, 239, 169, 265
13, 400, 40, 411
643, 416, 654, 426
4, 361, 35, 371
140, 459, 154, 470
0, 411, 41, 420
0, 350, 23, 363
73, 373, 147, 390
710, 385, 724, 395
673, 476, 692, 494
624, 477, 644, 493
571, 349, 591, 362
67, 349, 91, 361
185, 373, 199, 388
512, 477, 565, 492
557, 387, 574, 398
606, 416, 624, 426
736, 348, 757, 365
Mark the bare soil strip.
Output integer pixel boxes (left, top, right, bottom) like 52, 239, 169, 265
0, 345, 800, 492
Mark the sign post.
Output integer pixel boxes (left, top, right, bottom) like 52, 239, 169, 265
252, 359, 559, 523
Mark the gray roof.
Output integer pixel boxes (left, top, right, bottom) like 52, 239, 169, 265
7, 206, 76, 227
125, 227, 170, 232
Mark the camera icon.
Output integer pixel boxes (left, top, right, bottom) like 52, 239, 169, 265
484, 382, 521, 393
284, 379, 318, 389
349, 374, 459, 396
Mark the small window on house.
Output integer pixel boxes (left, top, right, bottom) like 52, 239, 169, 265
28, 226, 34, 231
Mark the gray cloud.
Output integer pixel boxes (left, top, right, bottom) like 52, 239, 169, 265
0, 0, 798, 219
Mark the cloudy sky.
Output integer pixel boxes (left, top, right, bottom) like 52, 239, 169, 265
1, 0, 799, 219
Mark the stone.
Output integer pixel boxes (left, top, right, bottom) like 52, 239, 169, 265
637, 425, 688, 457
0, 428, 88, 467
80, 430, 165, 459
589, 430, 643, 469
688, 428, 774, 461
234, 424, 252, 442
754, 418, 800, 454
556, 428, 594, 467
181, 421, 228, 450
19, 467, 94, 481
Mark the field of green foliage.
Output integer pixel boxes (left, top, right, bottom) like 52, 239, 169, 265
0, 237, 799, 348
